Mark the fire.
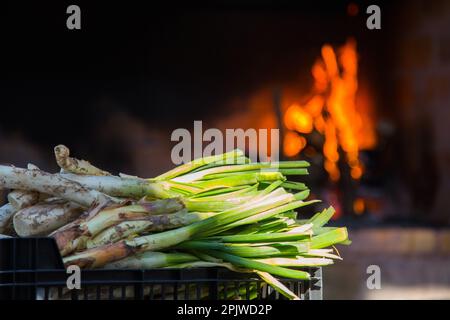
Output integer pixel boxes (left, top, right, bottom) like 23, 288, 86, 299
283, 131, 306, 157
284, 104, 313, 134
283, 39, 377, 181
353, 197, 365, 215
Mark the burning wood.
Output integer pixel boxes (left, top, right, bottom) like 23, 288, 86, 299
283, 39, 377, 181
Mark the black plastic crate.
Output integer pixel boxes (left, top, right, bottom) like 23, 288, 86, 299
0, 237, 322, 300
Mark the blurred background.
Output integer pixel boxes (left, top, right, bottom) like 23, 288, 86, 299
2, 0, 450, 299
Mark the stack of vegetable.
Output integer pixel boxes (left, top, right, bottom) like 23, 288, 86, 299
0, 146, 350, 299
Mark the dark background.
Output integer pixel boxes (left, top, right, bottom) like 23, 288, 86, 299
2, 0, 392, 170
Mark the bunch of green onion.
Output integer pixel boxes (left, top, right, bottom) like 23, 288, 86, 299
61, 149, 350, 300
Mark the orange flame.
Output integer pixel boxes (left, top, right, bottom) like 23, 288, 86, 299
283, 39, 377, 181
353, 197, 365, 215
283, 131, 306, 157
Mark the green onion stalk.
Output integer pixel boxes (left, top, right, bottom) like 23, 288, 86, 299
63, 187, 307, 266
36, 147, 350, 300
57, 150, 312, 211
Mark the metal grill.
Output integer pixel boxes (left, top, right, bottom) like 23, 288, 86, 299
0, 237, 322, 300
